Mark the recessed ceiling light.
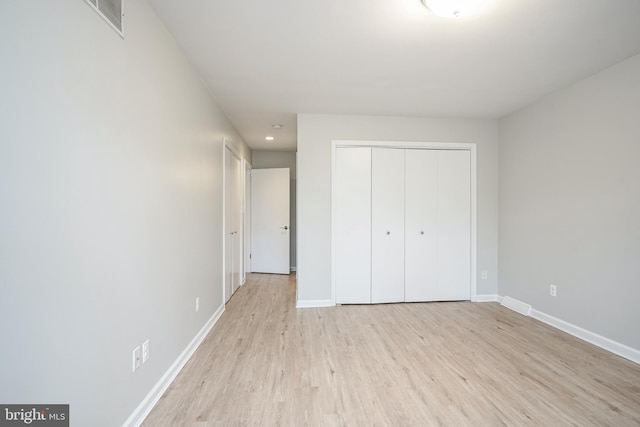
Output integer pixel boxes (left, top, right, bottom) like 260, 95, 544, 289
265, 136, 275, 141
272, 124, 283, 129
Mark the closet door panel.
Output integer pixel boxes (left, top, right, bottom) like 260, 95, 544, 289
335, 147, 372, 304
404, 149, 438, 302
371, 148, 405, 303
438, 150, 471, 300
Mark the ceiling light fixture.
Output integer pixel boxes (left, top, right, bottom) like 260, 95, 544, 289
265, 136, 275, 141
420, 0, 483, 18
272, 124, 283, 129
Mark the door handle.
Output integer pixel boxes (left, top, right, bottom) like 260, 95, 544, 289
281, 226, 289, 230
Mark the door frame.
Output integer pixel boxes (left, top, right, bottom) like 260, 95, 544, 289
330, 140, 478, 306
223, 138, 243, 303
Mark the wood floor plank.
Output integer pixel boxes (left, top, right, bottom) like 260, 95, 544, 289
143, 273, 640, 426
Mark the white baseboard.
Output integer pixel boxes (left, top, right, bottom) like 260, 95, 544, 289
122, 304, 225, 427
497, 295, 639, 365
474, 294, 499, 302
296, 299, 333, 308
500, 295, 532, 316
530, 309, 640, 365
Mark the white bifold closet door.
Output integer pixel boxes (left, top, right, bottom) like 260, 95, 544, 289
334, 146, 471, 304
371, 148, 405, 303
405, 149, 471, 302
437, 150, 471, 300
335, 147, 372, 304
404, 149, 438, 302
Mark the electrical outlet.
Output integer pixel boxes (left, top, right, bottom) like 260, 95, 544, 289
142, 340, 150, 363
481, 270, 488, 280
195, 297, 200, 312
550, 284, 557, 297
132, 346, 141, 372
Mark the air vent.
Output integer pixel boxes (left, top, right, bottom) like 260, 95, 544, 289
85, 0, 124, 37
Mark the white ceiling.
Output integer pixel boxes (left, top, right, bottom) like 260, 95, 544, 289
147, 0, 640, 151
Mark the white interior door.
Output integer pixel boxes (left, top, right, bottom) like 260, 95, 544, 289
251, 168, 290, 274
335, 147, 372, 304
225, 146, 242, 302
371, 148, 405, 303
405, 149, 439, 302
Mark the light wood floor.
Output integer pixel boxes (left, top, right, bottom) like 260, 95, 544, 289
143, 273, 640, 426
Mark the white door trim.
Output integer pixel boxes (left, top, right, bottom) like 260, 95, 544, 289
330, 140, 478, 306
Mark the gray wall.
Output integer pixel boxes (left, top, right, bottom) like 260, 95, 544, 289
0, 1, 250, 425
297, 114, 499, 303
499, 53, 640, 350
251, 151, 297, 270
